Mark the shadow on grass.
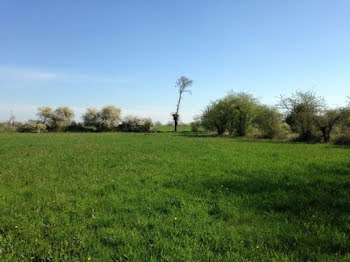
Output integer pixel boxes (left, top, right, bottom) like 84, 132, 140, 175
176, 166, 350, 257
178, 132, 301, 145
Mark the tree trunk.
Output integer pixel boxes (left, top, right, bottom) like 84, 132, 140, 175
174, 119, 178, 132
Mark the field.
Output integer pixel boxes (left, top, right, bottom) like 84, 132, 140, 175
0, 132, 349, 261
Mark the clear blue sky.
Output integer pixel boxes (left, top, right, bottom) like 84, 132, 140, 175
1, 0, 349, 122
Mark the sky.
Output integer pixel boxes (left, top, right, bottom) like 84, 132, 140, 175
1, 0, 349, 123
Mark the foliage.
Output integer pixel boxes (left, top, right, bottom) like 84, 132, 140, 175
119, 115, 154, 132
82, 105, 122, 131
201, 92, 260, 136
98, 105, 122, 131
65, 121, 96, 132
17, 120, 47, 133
201, 100, 227, 135
315, 109, 341, 142
280, 90, 325, 141
0, 132, 349, 261
82, 108, 100, 127
52, 107, 75, 131
223, 92, 259, 136
37, 106, 74, 131
253, 105, 282, 138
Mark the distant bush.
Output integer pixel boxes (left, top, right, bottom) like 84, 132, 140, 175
3, 124, 18, 132
280, 91, 325, 142
37, 106, 75, 131
65, 121, 96, 132
254, 105, 282, 138
201, 92, 261, 136
190, 116, 201, 132
82, 105, 122, 131
119, 116, 154, 132
17, 120, 47, 133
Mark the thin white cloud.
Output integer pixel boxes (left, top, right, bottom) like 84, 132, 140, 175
0, 65, 127, 84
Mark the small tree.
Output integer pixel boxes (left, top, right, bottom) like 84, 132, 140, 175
315, 109, 341, 142
173, 76, 193, 132
37, 107, 54, 124
52, 107, 75, 131
223, 92, 259, 136
99, 105, 122, 131
254, 105, 282, 138
280, 90, 324, 141
37, 106, 74, 131
82, 108, 100, 127
201, 100, 227, 135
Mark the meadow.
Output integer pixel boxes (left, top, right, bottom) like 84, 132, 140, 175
0, 131, 349, 261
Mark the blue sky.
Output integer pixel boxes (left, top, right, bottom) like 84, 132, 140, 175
1, 0, 349, 123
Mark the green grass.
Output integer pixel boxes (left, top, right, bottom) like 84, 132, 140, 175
0, 132, 349, 261
155, 124, 192, 132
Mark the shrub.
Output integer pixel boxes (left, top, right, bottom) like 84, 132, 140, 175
315, 109, 341, 142
190, 121, 201, 132
280, 90, 324, 142
190, 116, 201, 132
201, 92, 260, 136
119, 116, 154, 132
65, 121, 96, 132
82, 105, 122, 131
82, 108, 100, 127
254, 105, 282, 138
17, 120, 47, 133
37, 106, 75, 131
3, 124, 18, 132
333, 134, 350, 146
99, 105, 122, 131
201, 100, 227, 135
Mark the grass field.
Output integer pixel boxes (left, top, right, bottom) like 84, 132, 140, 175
0, 132, 349, 261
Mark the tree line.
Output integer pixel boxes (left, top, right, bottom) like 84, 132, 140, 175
3, 105, 154, 133
197, 90, 350, 144
1, 75, 350, 145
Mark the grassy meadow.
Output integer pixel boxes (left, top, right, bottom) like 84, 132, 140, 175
0, 131, 349, 261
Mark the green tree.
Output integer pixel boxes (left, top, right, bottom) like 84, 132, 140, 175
201, 100, 227, 135
315, 109, 341, 142
280, 91, 324, 141
254, 105, 282, 138
223, 92, 259, 136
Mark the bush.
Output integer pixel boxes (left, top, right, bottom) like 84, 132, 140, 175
190, 116, 201, 132
119, 116, 154, 132
65, 122, 96, 132
82, 105, 122, 131
280, 91, 325, 142
3, 124, 18, 132
190, 121, 201, 132
333, 134, 350, 146
17, 120, 47, 133
201, 92, 260, 136
37, 106, 75, 131
254, 105, 282, 138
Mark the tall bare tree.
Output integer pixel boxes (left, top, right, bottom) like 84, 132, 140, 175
173, 76, 193, 132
